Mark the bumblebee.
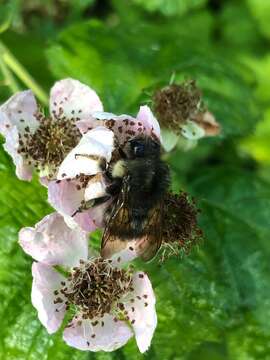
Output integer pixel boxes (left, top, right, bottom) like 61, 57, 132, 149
101, 136, 170, 261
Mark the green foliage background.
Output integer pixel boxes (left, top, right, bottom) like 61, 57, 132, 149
0, 0, 270, 359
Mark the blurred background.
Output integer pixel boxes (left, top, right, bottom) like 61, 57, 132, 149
0, 0, 270, 359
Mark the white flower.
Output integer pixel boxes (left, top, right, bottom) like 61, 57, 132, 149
19, 213, 157, 353
19, 212, 88, 267
0, 78, 103, 180
48, 126, 114, 232
48, 105, 161, 232
153, 81, 220, 151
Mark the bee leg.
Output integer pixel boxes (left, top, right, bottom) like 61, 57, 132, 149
113, 138, 127, 159
92, 195, 111, 206
117, 146, 127, 159
71, 200, 94, 217
71, 195, 111, 217
106, 178, 122, 196
74, 154, 107, 171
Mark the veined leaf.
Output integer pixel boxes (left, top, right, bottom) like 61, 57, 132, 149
46, 15, 260, 138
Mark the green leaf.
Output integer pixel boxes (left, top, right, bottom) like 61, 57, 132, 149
190, 167, 270, 358
46, 14, 260, 138
130, 0, 207, 17
241, 108, 270, 164
0, 0, 14, 34
0, 3, 269, 359
220, 2, 263, 52
139, 57, 260, 139
246, 0, 270, 39
46, 11, 214, 113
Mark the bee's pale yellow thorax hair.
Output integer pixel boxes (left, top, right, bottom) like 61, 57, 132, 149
111, 160, 126, 178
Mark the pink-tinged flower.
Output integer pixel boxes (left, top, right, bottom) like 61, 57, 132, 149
0, 78, 103, 181
48, 126, 114, 232
48, 106, 161, 232
19, 213, 157, 353
19, 212, 88, 267
75, 105, 161, 145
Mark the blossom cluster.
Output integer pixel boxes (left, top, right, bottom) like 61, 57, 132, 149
0, 78, 212, 353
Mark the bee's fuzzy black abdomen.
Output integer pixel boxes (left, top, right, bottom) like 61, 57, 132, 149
102, 135, 171, 260
125, 157, 170, 234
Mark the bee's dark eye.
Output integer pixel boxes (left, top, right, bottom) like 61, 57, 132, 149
133, 143, 145, 157
129, 139, 145, 157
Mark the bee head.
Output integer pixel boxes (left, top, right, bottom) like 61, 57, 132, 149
125, 136, 160, 159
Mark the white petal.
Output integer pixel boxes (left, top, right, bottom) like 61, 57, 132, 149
50, 78, 103, 119
90, 111, 148, 146
177, 137, 198, 151
48, 179, 85, 216
74, 202, 108, 232
84, 173, 107, 201
0, 91, 39, 180
19, 212, 88, 267
3, 126, 33, 180
123, 272, 157, 353
103, 236, 158, 264
39, 176, 49, 187
109, 239, 139, 267
160, 128, 179, 152
57, 127, 114, 180
192, 111, 220, 136
78, 110, 157, 147
136, 105, 161, 140
92, 111, 120, 120
48, 179, 108, 232
75, 112, 122, 135
63, 314, 133, 351
48, 179, 95, 231
180, 120, 205, 140
0, 90, 39, 135
75, 118, 96, 134
31, 262, 67, 334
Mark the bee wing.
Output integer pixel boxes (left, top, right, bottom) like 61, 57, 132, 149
101, 177, 133, 258
135, 203, 163, 261
101, 180, 163, 262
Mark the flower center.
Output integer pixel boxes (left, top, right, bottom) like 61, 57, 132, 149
18, 108, 81, 178
59, 258, 133, 320
161, 191, 203, 260
153, 80, 205, 132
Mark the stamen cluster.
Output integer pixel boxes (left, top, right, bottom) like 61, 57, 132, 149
18, 108, 81, 178
153, 80, 204, 132
57, 258, 134, 320
162, 191, 203, 259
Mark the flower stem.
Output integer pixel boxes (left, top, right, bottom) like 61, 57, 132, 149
0, 40, 48, 105
0, 55, 20, 93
